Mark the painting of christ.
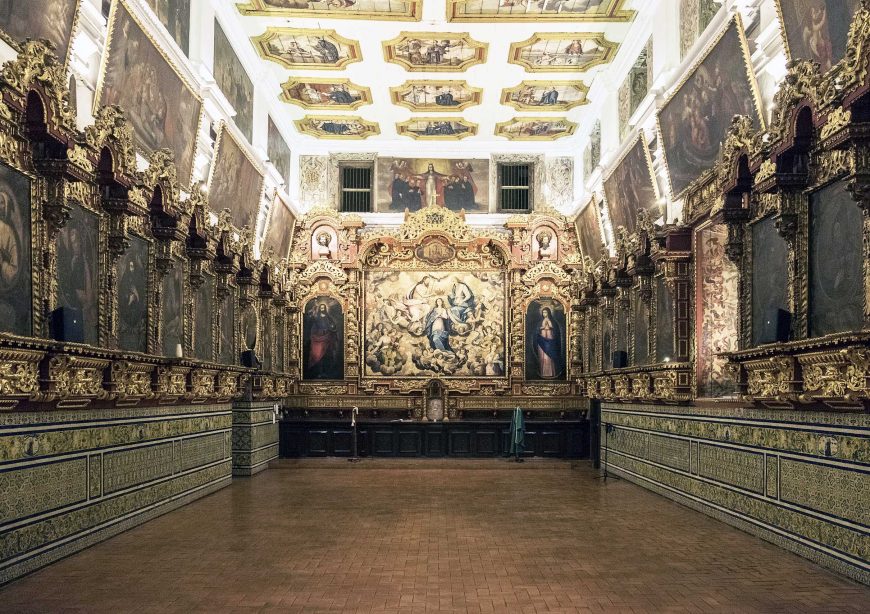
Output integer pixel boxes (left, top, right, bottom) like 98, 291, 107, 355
303, 297, 344, 380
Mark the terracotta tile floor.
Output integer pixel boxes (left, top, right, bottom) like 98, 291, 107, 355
2, 459, 868, 613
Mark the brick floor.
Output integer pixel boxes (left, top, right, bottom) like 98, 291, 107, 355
1, 459, 868, 613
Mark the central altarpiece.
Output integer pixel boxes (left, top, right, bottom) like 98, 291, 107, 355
282, 205, 587, 420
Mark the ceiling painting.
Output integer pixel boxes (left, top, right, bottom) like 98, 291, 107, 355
382, 32, 488, 71
295, 115, 380, 139
508, 33, 617, 72
237, 0, 421, 21
448, 0, 633, 22
280, 78, 372, 111
390, 81, 483, 112
252, 28, 362, 70
495, 118, 577, 141
501, 81, 590, 112
396, 118, 478, 140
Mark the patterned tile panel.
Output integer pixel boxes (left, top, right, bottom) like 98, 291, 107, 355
181, 433, 228, 472
103, 443, 175, 494
0, 458, 88, 524
780, 458, 870, 527
647, 434, 691, 472
766, 454, 778, 499
698, 444, 765, 493
606, 426, 647, 458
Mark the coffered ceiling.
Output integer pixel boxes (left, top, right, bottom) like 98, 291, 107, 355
228, 0, 647, 154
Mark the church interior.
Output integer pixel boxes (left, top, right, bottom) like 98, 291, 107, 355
0, 0, 869, 610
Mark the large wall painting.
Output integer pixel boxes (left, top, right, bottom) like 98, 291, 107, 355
268, 117, 292, 185
214, 20, 254, 142
377, 158, 488, 213
145, 0, 190, 55
237, 0, 420, 21
525, 299, 566, 381
508, 33, 617, 72
382, 32, 488, 71
574, 200, 604, 260
0, 163, 32, 336
363, 271, 506, 378
208, 123, 264, 229
263, 194, 295, 259
602, 135, 659, 232
0, 0, 80, 66
302, 296, 344, 380
251, 28, 362, 70
96, 0, 202, 185
809, 181, 864, 336
658, 16, 763, 198
776, 0, 861, 72
449, 0, 633, 22
116, 235, 149, 353
161, 261, 183, 357
57, 204, 99, 345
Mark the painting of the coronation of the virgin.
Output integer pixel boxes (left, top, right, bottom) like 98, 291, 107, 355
98, 0, 201, 184
658, 17, 761, 197
378, 158, 488, 213
777, 0, 860, 72
364, 272, 506, 378
0, 0, 79, 64
303, 297, 344, 380
525, 299, 567, 381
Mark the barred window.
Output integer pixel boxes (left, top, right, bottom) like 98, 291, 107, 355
340, 165, 372, 213
498, 164, 531, 211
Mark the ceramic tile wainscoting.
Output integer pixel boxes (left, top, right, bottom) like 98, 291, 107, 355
600, 402, 869, 584
0, 403, 235, 584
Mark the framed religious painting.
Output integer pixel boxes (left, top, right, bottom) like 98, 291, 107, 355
0, 0, 81, 68
377, 157, 488, 213
208, 122, 265, 229
775, 0, 861, 72
0, 162, 34, 337
57, 203, 101, 345
144, 0, 190, 55
161, 259, 184, 357
219, 290, 236, 365
602, 134, 659, 233
657, 15, 763, 198
116, 234, 150, 353
655, 276, 674, 363
633, 286, 650, 367
750, 216, 790, 345
214, 20, 254, 142
267, 117, 293, 186
96, 0, 203, 185
302, 296, 344, 380
194, 272, 215, 361
263, 194, 295, 259
525, 298, 567, 381
574, 200, 604, 260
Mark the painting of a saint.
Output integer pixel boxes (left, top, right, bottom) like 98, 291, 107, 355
268, 118, 293, 186
449, 0, 632, 21
502, 81, 589, 112
0, 163, 32, 336
214, 21, 254, 142
208, 123, 264, 229
495, 118, 576, 141
777, 0, 860, 72
295, 116, 379, 139
0, 0, 79, 65
144, 0, 190, 54
116, 235, 148, 353
161, 261, 183, 357
525, 299, 566, 381
57, 204, 99, 345
602, 135, 659, 232
97, 0, 202, 184
379, 158, 487, 213
383, 33, 488, 72
194, 274, 214, 361
238, 0, 420, 20
280, 79, 370, 111
575, 200, 604, 259
391, 81, 482, 112
219, 293, 235, 365
364, 271, 506, 378
397, 119, 476, 140
264, 195, 295, 259
303, 297, 344, 380
658, 17, 762, 197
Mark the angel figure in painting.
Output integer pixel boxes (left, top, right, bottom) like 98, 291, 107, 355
533, 306, 562, 379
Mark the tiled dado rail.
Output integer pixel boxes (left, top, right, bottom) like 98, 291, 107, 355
600, 402, 869, 585
0, 401, 277, 585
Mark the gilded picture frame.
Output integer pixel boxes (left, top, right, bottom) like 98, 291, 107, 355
508, 33, 618, 73
382, 32, 489, 72
251, 28, 362, 71
601, 133, 660, 232
495, 118, 577, 141
501, 80, 590, 112
237, 0, 421, 21
396, 118, 478, 140
295, 115, 380, 140
390, 81, 483, 112
0, 0, 82, 71
280, 77, 372, 111
207, 121, 265, 229
448, 0, 633, 22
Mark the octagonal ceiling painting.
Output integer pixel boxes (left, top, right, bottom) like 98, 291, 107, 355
237, 0, 421, 20
509, 33, 617, 72
396, 118, 478, 140
252, 28, 362, 70
382, 32, 488, 72
391, 81, 482, 112
495, 118, 577, 140
296, 115, 380, 139
501, 81, 590, 112
447, 0, 633, 22
280, 78, 372, 111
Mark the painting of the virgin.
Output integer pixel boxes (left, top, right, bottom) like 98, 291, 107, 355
525, 299, 566, 381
